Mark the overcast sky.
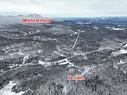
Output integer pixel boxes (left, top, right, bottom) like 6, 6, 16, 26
0, 0, 127, 17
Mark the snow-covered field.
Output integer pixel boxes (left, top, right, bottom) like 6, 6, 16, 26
0, 81, 25, 95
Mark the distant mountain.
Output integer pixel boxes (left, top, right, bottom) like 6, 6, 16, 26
27, 14, 42, 18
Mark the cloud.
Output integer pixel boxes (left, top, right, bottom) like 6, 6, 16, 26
0, 0, 127, 17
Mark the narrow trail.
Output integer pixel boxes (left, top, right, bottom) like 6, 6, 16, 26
69, 32, 80, 50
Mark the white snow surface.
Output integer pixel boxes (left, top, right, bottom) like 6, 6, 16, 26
38, 60, 52, 67
112, 49, 127, 56
105, 27, 125, 30
0, 81, 25, 95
